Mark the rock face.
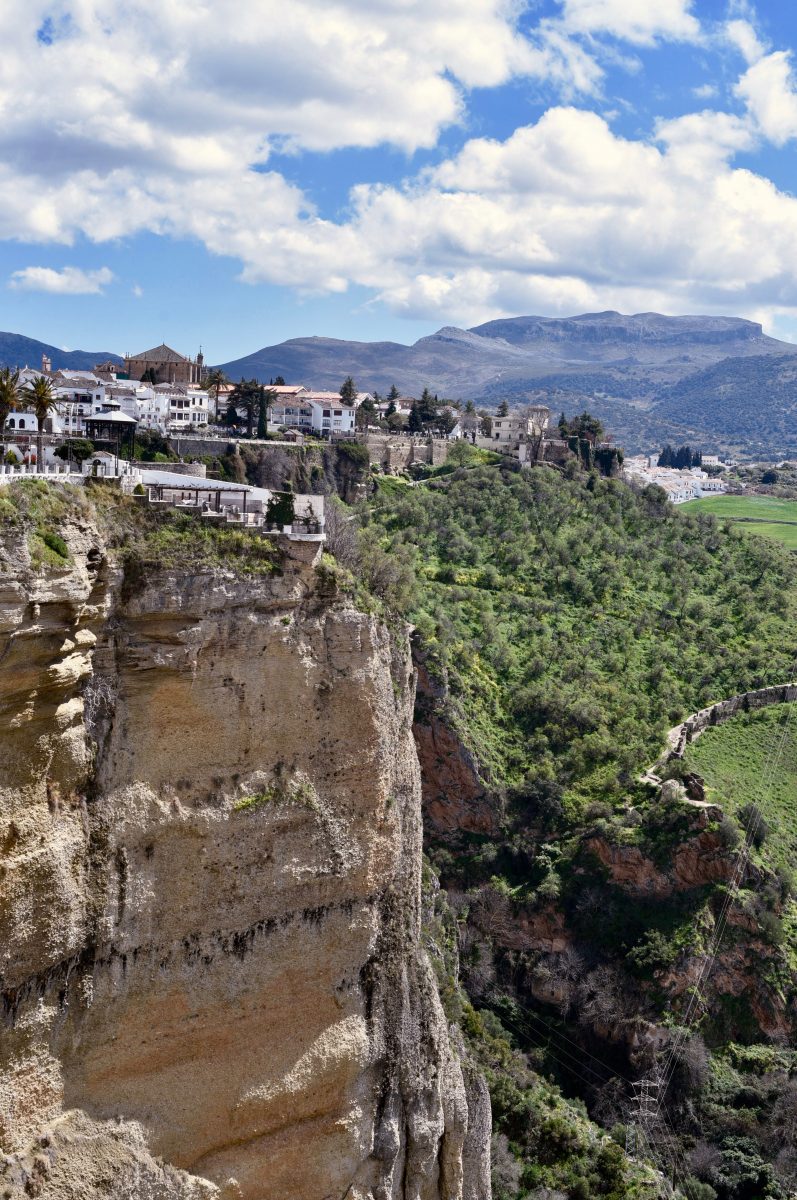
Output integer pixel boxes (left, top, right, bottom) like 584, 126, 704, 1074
0, 506, 486, 1199
412, 660, 497, 842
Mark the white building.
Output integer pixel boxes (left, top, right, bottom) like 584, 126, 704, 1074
266, 387, 356, 436
489, 406, 550, 450
623, 456, 727, 503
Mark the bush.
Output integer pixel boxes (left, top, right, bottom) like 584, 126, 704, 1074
738, 802, 770, 848
42, 530, 69, 559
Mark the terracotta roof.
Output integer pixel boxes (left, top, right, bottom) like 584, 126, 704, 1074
126, 344, 189, 363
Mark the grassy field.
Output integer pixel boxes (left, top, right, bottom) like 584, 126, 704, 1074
683, 704, 797, 871
682, 494, 797, 549
682, 494, 797, 520
745, 522, 797, 550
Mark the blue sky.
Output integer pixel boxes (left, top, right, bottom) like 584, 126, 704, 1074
3, 0, 797, 361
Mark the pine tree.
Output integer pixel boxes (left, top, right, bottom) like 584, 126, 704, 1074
340, 376, 357, 405
418, 387, 437, 426
408, 402, 422, 433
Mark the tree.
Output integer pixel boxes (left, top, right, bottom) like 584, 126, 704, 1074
356, 396, 376, 430
54, 438, 95, 467
340, 376, 357, 405
385, 398, 396, 419
274, 375, 286, 386
408, 402, 422, 434
418, 387, 437, 426
388, 384, 399, 402
204, 369, 228, 421
0, 367, 21, 451
140, 367, 158, 385
24, 374, 58, 466
560, 410, 604, 442
433, 408, 457, 437
497, 399, 509, 417
227, 378, 262, 438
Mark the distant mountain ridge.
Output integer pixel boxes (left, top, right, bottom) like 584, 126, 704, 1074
217, 311, 797, 455
0, 331, 122, 372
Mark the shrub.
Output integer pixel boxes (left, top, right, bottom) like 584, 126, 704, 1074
738, 802, 770, 848
42, 531, 69, 559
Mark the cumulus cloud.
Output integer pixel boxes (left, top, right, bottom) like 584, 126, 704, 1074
735, 50, 797, 145
725, 17, 766, 65
0, 0, 602, 181
560, 0, 700, 46
2, 0, 797, 335
9, 265, 113, 294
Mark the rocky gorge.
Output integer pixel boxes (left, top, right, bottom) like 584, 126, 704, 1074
0, 484, 490, 1200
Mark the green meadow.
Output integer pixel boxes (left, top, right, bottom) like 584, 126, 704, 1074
683, 704, 797, 872
682, 493, 797, 549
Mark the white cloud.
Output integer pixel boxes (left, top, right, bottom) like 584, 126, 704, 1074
735, 50, 797, 145
287, 107, 797, 326
0, 0, 601, 183
560, 0, 700, 46
692, 83, 718, 99
725, 18, 765, 65
3, 0, 797, 337
9, 265, 113, 294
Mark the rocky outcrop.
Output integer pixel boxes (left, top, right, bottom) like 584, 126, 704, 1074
0, 499, 487, 1199
412, 660, 497, 841
586, 804, 735, 897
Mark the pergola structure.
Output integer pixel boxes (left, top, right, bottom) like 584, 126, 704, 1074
84, 407, 138, 459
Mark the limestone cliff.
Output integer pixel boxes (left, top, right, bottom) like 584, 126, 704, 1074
0, 493, 488, 1199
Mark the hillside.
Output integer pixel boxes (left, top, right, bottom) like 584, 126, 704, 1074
345, 462, 797, 1197
0, 330, 122, 371
651, 354, 797, 456
2, 310, 796, 453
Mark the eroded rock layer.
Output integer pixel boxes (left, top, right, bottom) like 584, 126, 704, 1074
0, 509, 485, 1199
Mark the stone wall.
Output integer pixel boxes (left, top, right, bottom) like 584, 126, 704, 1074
366, 435, 449, 472
669, 682, 797, 757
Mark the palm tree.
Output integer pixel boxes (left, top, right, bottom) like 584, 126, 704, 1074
0, 367, 21, 455
228, 378, 264, 438
24, 375, 58, 467
205, 368, 228, 423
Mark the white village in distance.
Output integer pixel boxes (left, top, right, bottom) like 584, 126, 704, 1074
0, 339, 740, 517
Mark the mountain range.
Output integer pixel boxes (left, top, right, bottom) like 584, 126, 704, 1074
0, 330, 122, 373
3, 312, 797, 456
216, 312, 797, 456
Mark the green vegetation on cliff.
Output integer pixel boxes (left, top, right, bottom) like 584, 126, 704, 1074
354, 462, 797, 1199
362, 464, 796, 808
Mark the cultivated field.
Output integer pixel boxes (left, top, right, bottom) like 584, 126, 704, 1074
683, 494, 797, 549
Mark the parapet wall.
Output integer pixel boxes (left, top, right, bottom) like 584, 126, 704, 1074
670, 682, 797, 757
366, 435, 449, 471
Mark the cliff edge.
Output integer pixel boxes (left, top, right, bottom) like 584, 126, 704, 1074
0, 485, 488, 1199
